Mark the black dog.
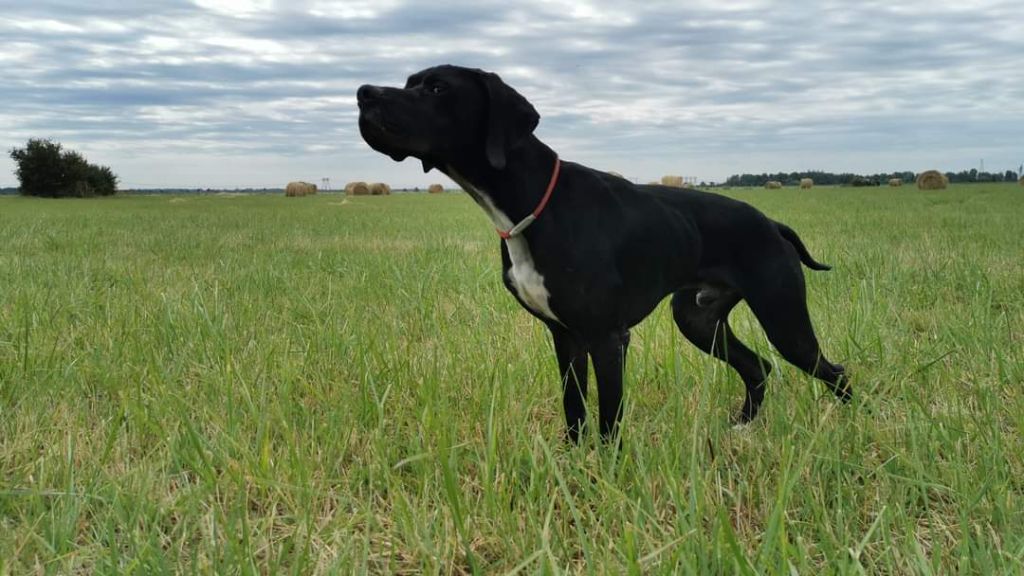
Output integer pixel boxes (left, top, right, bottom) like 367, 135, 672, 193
357, 65, 850, 443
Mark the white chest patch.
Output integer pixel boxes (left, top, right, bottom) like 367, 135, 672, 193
447, 168, 561, 323
504, 236, 560, 322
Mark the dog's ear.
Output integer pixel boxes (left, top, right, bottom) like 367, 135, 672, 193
479, 71, 539, 170
421, 159, 434, 173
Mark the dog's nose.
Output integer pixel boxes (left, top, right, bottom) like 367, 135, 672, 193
357, 84, 382, 104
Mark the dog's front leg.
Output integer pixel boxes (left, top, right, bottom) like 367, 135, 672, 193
589, 329, 630, 444
551, 326, 589, 443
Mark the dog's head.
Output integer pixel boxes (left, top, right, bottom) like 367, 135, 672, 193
357, 65, 539, 172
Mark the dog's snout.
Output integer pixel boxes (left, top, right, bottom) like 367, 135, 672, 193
357, 84, 382, 105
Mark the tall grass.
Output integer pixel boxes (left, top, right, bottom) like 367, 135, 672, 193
1, 185, 1022, 573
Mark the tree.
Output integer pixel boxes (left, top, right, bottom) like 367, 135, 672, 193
8, 138, 118, 197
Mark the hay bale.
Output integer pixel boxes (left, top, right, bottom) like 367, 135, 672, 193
661, 175, 684, 188
1019, 176, 1024, 187
889, 178, 903, 187
428, 184, 445, 194
285, 181, 317, 197
799, 178, 813, 189
345, 181, 370, 196
369, 182, 391, 196
916, 170, 947, 190
765, 181, 783, 189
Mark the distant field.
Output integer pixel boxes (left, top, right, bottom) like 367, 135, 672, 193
1, 184, 1022, 573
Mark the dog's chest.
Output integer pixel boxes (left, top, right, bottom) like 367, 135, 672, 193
504, 237, 559, 322
445, 168, 560, 322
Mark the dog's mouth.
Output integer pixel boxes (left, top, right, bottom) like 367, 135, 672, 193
359, 105, 406, 137
358, 107, 412, 161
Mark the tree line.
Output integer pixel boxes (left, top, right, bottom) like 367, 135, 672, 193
8, 137, 1020, 197
724, 169, 1019, 187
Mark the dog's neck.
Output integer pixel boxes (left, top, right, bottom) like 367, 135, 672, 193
440, 137, 559, 231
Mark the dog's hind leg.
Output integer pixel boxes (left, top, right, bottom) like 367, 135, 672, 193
741, 265, 851, 405
550, 326, 590, 444
588, 329, 630, 443
671, 288, 774, 423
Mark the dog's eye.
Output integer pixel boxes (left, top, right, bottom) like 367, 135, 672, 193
428, 82, 447, 95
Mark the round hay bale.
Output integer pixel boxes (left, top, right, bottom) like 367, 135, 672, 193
1019, 176, 1024, 187
889, 178, 903, 187
799, 178, 813, 189
285, 181, 317, 197
916, 170, 947, 190
661, 175, 684, 188
369, 182, 391, 196
765, 181, 783, 189
428, 184, 445, 194
345, 181, 370, 196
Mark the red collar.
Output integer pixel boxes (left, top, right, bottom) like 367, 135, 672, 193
497, 157, 561, 239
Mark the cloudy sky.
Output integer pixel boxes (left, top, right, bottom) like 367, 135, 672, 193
2, 0, 1022, 189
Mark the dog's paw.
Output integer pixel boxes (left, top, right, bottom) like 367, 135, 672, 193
832, 364, 853, 403
729, 408, 756, 428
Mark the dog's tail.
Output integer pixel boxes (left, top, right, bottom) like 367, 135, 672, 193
776, 222, 831, 271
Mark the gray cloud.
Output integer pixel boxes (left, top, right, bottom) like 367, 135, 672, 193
1, 0, 1022, 188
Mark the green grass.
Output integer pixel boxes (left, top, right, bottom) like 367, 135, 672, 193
1, 184, 1022, 574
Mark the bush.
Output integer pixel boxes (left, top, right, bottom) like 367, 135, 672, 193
848, 176, 880, 187
9, 139, 118, 197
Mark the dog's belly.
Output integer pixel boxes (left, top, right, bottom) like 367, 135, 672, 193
505, 237, 560, 322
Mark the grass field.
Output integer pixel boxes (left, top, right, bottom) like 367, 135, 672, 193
1, 184, 1022, 573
